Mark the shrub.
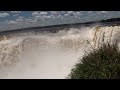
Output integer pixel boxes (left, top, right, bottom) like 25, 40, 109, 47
68, 43, 120, 79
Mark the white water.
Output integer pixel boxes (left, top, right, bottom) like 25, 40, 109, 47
0, 25, 120, 79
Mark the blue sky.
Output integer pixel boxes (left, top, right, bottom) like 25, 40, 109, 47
0, 11, 120, 31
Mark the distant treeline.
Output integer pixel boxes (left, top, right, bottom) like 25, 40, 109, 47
101, 18, 120, 22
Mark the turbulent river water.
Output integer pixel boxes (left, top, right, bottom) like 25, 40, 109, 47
0, 24, 120, 79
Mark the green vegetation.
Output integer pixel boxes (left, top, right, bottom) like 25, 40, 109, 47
68, 43, 120, 79
101, 18, 120, 22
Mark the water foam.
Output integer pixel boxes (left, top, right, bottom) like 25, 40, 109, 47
0, 25, 120, 79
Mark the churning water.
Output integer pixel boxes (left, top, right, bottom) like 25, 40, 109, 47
0, 25, 120, 79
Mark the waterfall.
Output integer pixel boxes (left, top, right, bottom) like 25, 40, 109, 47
0, 25, 120, 78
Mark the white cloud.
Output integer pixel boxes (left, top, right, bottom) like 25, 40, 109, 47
64, 14, 69, 17
40, 12, 48, 15
67, 11, 76, 16
11, 11, 21, 17
75, 12, 83, 16
7, 20, 17, 24
32, 11, 54, 21
50, 11, 58, 15
13, 14, 19, 16
67, 11, 75, 14
15, 18, 23, 22
15, 16, 37, 24
32, 11, 65, 21
0, 13, 9, 17
49, 15, 56, 18
11, 11, 21, 13
34, 15, 41, 18
57, 15, 63, 18
15, 16, 24, 22
25, 18, 37, 23
32, 11, 39, 16
32, 11, 48, 17
18, 16, 24, 19
45, 15, 52, 18
87, 11, 93, 14
4, 16, 25, 26
61, 11, 66, 14
97, 11, 108, 14
100, 11, 108, 13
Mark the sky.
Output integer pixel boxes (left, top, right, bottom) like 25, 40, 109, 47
0, 11, 120, 31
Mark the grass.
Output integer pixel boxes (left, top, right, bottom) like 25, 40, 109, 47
68, 43, 120, 79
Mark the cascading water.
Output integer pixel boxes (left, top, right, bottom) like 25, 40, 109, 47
93, 26, 120, 48
0, 25, 120, 79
